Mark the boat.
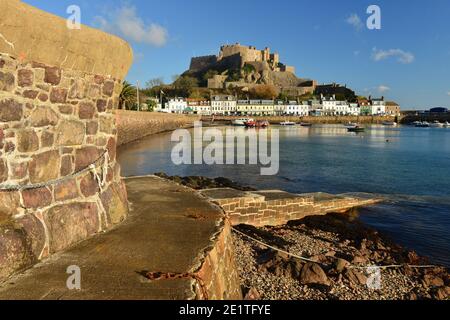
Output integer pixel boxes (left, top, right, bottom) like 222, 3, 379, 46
232, 118, 254, 126
347, 126, 365, 133
382, 121, 397, 126
300, 122, 313, 127
344, 122, 358, 129
280, 121, 297, 126
245, 120, 269, 128
412, 121, 422, 126
429, 120, 444, 128
415, 121, 430, 128
444, 122, 450, 128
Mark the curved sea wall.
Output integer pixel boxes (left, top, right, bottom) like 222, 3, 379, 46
115, 110, 200, 146
0, 0, 132, 280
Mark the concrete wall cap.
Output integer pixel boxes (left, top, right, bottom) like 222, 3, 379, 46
0, 0, 133, 79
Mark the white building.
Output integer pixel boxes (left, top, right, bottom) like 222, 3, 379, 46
321, 95, 337, 115
211, 95, 237, 115
166, 98, 188, 114
321, 95, 351, 115
348, 103, 360, 116
370, 98, 386, 115
285, 101, 308, 116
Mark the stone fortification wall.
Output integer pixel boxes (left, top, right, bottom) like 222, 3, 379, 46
0, 0, 132, 280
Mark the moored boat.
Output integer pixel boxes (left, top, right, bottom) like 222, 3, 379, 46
232, 118, 254, 126
280, 121, 296, 126
382, 121, 397, 126
415, 121, 430, 127
430, 120, 444, 128
344, 122, 358, 129
300, 122, 312, 127
444, 122, 450, 128
347, 126, 365, 133
245, 120, 269, 128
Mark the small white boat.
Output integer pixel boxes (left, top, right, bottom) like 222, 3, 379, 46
416, 121, 430, 128
382, 121, 397, 126
430, 120, 444, 128
444, 121, 450, 128
344, 122, 358, 129
412, 121, 422, 126
232, 118, 254, 126
280, 121, 297, 126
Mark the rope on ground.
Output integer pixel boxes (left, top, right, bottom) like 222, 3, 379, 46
231, 226, 318, 264
0, 150, 109, 191
231, 226, 441, 271
146, 272, 209, 300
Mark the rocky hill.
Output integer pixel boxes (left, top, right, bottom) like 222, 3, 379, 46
181, 43, 316, 96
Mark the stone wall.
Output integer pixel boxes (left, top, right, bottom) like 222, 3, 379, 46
189, 55, 218, 73
0, 1, 132, 281
195, 219, 242, 300
206, 115, 398, 124
115, 110, 200, 146
201, 189, 381, 227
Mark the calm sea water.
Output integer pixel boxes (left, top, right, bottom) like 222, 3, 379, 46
117, 124, 450, 267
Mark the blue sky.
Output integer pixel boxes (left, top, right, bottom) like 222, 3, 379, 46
23, 0, 450, 109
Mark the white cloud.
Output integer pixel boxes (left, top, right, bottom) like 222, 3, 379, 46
377, 85, 390, 93
94, 6, 168, 47
372, 48, 415, 64
346, 14, 364, 31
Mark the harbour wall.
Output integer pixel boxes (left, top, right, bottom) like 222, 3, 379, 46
115, 111, 200, 146
0, 0, 132, 280
204, 115, 399, 124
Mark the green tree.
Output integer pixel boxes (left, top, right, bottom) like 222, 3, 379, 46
119, 81, 137, 110
146, 99, 157, 111
173, 76, 199, 96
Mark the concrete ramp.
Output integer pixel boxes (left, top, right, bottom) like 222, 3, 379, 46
0, 176, 241, 300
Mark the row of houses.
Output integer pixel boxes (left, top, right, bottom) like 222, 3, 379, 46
157, 95, 400, 116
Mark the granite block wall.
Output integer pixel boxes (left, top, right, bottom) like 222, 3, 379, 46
0, 0, 132, 281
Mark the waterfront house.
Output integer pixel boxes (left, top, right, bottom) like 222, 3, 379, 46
369, 96, 386, 115
321, 95, 349, 115
237, 99, 275, 116
274, 100, 287, 116
285, 101, 308, 116
385, 101, 401, 115
166, 98, 188, 114
358, 98, 371, 115
348, 103, 360, 116
187, 98, 211, 115
307, 99, 323, 116
211, 95, 237, 115
321, 95, 337, 115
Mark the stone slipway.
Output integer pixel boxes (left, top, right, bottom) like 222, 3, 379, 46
0, 176, 242, 300
0, 176, 382, 300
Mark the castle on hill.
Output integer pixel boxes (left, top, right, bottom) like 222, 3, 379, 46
189, 43, 295, 74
